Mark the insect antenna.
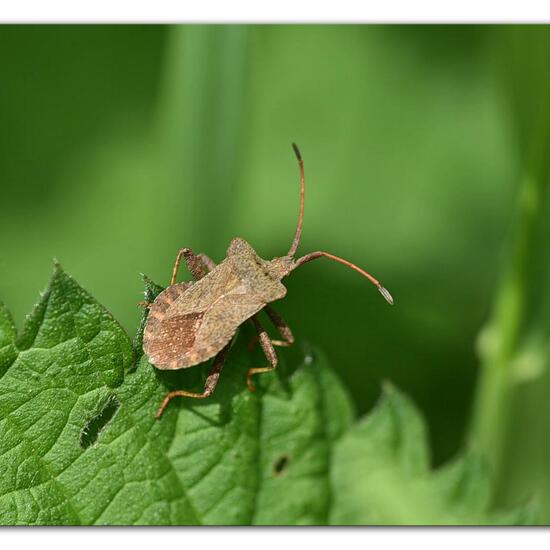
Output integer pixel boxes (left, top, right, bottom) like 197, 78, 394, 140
287, 142, 305, 258
285, 144, 393, 305
293, 251, 394, 305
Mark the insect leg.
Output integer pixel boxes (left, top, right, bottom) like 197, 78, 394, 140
264, 305, 295, 347
171, 248, 210, 284
197, 253, 216, 271
247, 315, 279, 392
171, 248, 187, 285
155, 341, 231, 419
247, 307, 294, 349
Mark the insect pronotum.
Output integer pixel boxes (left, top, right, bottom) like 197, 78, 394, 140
142, 144, 393, 418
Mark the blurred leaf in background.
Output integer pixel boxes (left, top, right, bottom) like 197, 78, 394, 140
0, 24, 549, 521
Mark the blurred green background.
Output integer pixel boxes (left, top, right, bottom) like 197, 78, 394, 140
1, 25, 549, 520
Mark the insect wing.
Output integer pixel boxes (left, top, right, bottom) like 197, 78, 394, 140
144, 261, 266, 370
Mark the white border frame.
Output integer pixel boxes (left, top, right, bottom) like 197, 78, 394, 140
1, 0, 550, 23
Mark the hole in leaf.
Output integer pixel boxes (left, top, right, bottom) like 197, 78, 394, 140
273, 454, 290, 477
80, 395, 120, 449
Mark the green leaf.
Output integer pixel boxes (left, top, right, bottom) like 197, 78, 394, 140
0, 264, 133, 524
0, 266, 353, 525
0, 301, 17, 378
0, 267, 532, 525
330, 385, 534, 525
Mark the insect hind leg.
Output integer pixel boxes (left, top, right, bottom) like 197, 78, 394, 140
155, 341, 230, 419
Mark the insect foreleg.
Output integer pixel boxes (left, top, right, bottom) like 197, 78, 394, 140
264, 305, 295, 347
247, 315, 279, 392
155, 341, 231, 419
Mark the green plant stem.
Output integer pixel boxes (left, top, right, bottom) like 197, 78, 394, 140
154, 25, 250, 253
471, 167, 546, 476
471, 29, 550, 489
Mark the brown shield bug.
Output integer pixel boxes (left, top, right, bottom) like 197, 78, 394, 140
142, 144, 393, 419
